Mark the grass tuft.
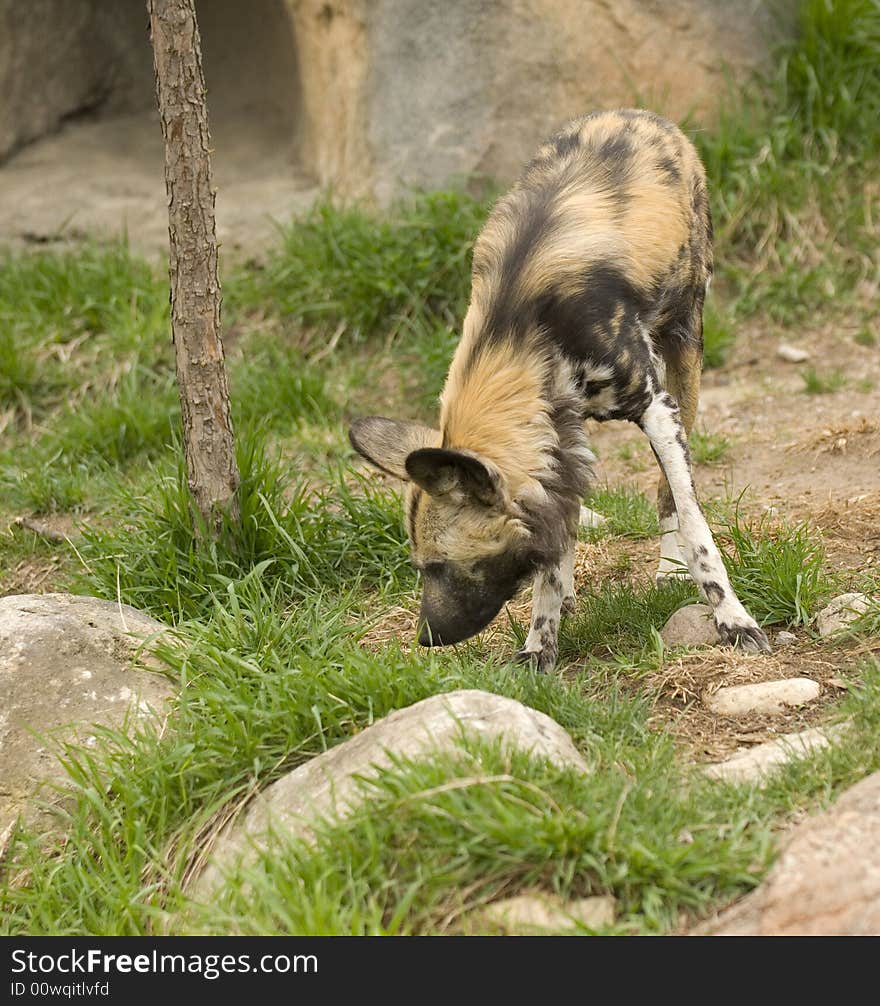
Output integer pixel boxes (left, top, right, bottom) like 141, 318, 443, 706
690, 429, 731, 466
73, 430, 412, 624
694, 0, 880, 323
558, 579, 697, 665
702, 300, 737, 369
227, 190, 492, 345
800, 366, 847, 394
719, 509, 832, 627
584, 486, 660, 540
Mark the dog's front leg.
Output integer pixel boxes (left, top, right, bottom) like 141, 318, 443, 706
515, 541, 574, 672
640, 392, 771, 653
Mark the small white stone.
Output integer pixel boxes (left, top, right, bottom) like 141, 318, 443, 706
479, 893, 616, 934
660, 604, 720, 648
815, 593, 873, 637
705, 724, 848, 784
775, 631, 798, 646
777, 343, 810, 363
704, 678, 820, 717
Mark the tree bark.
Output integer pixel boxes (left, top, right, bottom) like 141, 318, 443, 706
148, 0, 240, 532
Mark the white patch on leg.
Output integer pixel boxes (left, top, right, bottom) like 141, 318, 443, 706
638, 319, 666, 387
641, 394, 769, 653
579, 505, 606, 529
656, 517, 690, 581
560, 542, 576, 613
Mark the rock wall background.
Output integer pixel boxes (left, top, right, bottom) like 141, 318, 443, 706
0, 0, 300, 163
1, 0, 795, 201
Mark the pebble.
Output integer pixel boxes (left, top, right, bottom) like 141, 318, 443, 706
705, 725, 848, 784
704, 678, 820, 717
815, 593, 873, 637
660, 604, 720, 647
579, 506, 607, 528
775, 631, 798, 646
777, 343, 811, 363
478, 894, 616, 934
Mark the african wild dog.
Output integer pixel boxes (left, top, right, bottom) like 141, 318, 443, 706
350, 109, 771, 671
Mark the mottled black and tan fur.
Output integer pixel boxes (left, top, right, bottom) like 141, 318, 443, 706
351, 109, 770, 670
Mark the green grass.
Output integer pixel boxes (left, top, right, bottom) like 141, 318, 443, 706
690, 429, 732, 466
2, 589, 877, 935
584, 486, 660, 540
195, 738, 767, 935
0, 242, 339, 514
226, 190, 491, 346
230, 341, 335, 429
557, 579, 697, 666
203, 661, 880, 937
702, 300, 737, 369
719, 510, 832, 627
800, 366, 847, 394
694, 0, 880, 323
0, 243, 169, 422
72, 432, 413, 624
2, 0, 880, 936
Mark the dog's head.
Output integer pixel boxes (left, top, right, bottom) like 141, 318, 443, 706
350, 416, 541, 645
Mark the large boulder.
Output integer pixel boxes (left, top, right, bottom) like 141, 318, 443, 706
0, 593, 173, 831
192, 689, 589, 901
288, 0, 795, 200
698, 771, 880, 935
1, 1, 795, 220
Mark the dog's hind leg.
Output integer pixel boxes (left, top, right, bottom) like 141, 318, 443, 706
655, 341, 701, 583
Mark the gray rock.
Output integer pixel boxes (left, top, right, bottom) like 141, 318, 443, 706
697, 770, 880, 935
776, 343, 810, 363
476, 893, 616, 934
660, 604, 720, 648
192, 689, 589, 900
704, 678, 821, 717
0, 593, 173, 830
775, 630, 798, 646
288, 0, 795, 201
704, 724, 848, 785
815, 593, 873, 637
0, 3, 152, 160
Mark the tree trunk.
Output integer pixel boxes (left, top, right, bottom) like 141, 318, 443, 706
148, 0, 240, 532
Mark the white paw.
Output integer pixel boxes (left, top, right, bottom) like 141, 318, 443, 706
715, 619, 772, 654
514, 645, 558, 673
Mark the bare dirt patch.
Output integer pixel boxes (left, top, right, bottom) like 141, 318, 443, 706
0, 112, 317, 260
360, 525, 876, 764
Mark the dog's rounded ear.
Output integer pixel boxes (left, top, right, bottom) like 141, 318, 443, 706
406, 447, 501, 505
349, 417, 439, 480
